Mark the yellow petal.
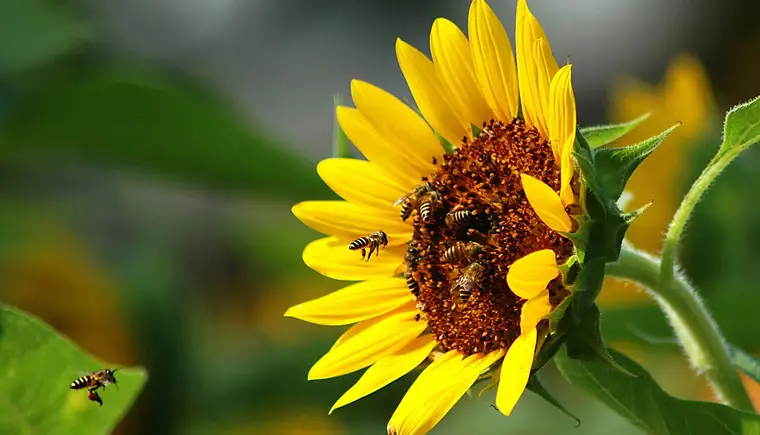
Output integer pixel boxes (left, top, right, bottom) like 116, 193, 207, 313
330, 335, 438, 413
337, 106, 422, 187
285, 278, 414, 326
351, 80, 443, 175
519, 290, 552, 335
507, 249, 558, 299
303, 237, 406, 281
548, 64, 576, 158
516, 0, 558, 137
317, 158, 410, 211
430, 18, 493, 127
292, 201, 411, 244
309, 304, 425, 380
391, 350, 504, 435
547, 64, 577, 206
468, 0, 519, 120
520, 174, 572, 232
396, 38, 470, 147
495, 327, 538, 416
559, 135, 576, 207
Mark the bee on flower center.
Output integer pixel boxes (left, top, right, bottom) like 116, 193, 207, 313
402, 119, 574, 355
442, 241, 483, 265
451, 262, 485, 304
394, 181, 440, 223
445, 209, 475, 228
348, 231, 389, 261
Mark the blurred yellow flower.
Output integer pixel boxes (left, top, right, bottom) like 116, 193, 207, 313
1, 225, 135, 365
601, 55, 716, 305
285, 0, 585, 433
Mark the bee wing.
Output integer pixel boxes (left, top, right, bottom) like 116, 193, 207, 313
392, 191, 416, 208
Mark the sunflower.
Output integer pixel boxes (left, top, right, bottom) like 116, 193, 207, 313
285, 0, 581, 433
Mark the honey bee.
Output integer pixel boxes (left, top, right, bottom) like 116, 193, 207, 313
70, 368, 119, 406
443, 242, 483, 265
403, 245, 422, 297
445, 209, 475, 227
394, 182, 440, 223
405, 268, 419, 298
348, 231, 389, 261
451, 262, 485, 304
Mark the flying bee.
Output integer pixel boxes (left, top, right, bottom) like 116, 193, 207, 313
443, 242, 483, 265
348, 231, 389, 261
451, 262, 485, 304
445, 209, 475, 228
70, 368, 119, 406
394, 182, 439, 223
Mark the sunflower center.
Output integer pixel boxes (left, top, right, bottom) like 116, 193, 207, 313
406, 119, 574, 355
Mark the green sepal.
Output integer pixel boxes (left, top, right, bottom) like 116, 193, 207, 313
564, 304, 636, 377
436, 132, 456, 155
471, 123, 482, 137
580, 112, 651, 148
526, 375, 581, 426
546, 293, 574, 334
592, 122, 681, 201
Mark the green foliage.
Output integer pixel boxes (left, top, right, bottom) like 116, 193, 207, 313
580, 113, 651, 149
564, 304, 634, 377
719, 96, 760, 157
0, 0, 88, 77
593, 123, 680, 202
730, 345, 760, 385
0, 69, 332, 201
525, 375, 580, 426
556, 346, 760, 435
0, 304, 146, 434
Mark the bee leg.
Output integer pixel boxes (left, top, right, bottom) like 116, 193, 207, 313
365, 243, 377, 262
88, 389, 103, 406
360, 248, 367, 260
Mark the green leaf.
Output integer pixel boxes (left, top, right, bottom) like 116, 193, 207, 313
332, 94, 352, 158
0, 304, 146, 434
593, 122, 680, 202
565, 304, 635, 377
526, 375, 581, 426
0, 69, 332, 201
580, 113, 651, 149
556, 346, 760, 435
0, 0, 89, 77
730, 344, 760, 385
720, 96, 760, 156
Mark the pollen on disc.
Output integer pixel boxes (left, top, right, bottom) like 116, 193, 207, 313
405, 119, 574, 355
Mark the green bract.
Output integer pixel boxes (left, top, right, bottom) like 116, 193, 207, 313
530, 118, 680, 409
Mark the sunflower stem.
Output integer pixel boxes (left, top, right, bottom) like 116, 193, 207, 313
659, 150, 732, 300
606, 243, 754, 412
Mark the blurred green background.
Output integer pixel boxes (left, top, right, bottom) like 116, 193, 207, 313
1, 0, 759, 434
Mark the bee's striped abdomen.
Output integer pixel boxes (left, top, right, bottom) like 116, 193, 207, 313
445, 210, 474, 227
348, 237, 370, 251
419, 201, 433, 223
405, 269, 419, 298
400, 201, 415, 221
70, 376, 93, 390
